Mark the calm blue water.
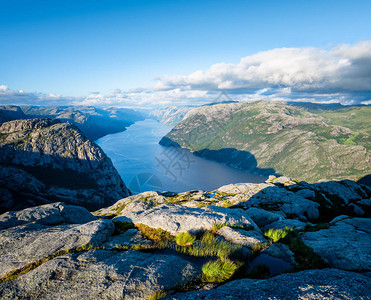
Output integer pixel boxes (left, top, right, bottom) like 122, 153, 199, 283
96, 119, 266, 194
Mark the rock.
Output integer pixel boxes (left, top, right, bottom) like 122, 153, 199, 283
102, 229, 152, 249
313, 180, 363, 205
348, 203, 365, 216
168, 269, 371, 299
301, 217, 371, 271
0, 219, 114, 277
0, 250, 201, 299
265, 175, 298, 186
263, 243, 296, 265
358, 199, 371, 206
0, 202, 96, 229
246, 186, 320, 220
329, 215, 350, 224
114, 204, 260, 235
0, 119, 130, 211
94, 191, 166, 217
245, 207, 285, 228
262, 219, 307, 231
294, 188, 316, 200
216, 226, 266, 248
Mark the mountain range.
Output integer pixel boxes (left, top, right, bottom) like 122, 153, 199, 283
160, 100, 371, 183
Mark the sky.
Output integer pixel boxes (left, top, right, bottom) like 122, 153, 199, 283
0, 0, 371, 107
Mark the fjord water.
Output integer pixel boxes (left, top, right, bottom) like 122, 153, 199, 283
96, 119, 266, 194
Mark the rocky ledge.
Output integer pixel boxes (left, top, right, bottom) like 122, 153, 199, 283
0, 118, 130, 212
0, 176, 370, 299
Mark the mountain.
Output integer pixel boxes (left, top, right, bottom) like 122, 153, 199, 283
0, 175, 369, 298
0, 118, 130, 212
0, 106, 27, 124
149, 106, 192, 126
160, 100, 371, 183
0, 105, 145, 140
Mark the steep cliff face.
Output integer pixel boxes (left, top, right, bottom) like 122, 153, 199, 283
149, 106, 192, 126
160, 101, 371, 183
0, 118, 130, 212
0, 105, 145, 140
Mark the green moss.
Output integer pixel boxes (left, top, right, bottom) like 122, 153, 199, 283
115, 203, 126, 215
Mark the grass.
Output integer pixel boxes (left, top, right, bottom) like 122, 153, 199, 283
147, 290, 167, 300
201, 258, 237, 283
135, 224, 174, 248
115, 203, 127, 215
264, 227, 293, 243
211, 223, 254, 233
175, 232, 196, 246
175, 231, 241, 259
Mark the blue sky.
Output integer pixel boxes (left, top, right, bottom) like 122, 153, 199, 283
0, 0, 370, 107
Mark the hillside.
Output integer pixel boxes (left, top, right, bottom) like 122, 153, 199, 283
160, 101, 371, 183
0, 105, 145, 140
0, 118, 130, 212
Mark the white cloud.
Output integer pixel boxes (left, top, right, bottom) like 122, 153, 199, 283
1, 41, 370, 107
153, 41, 371, 96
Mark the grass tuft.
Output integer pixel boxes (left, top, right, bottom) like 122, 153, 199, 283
264, 227, 293, 243
175, 232, 196, 246
135, 224, 174, 248
202, 258, 237, 283
175, 231, 241, 259
147, 290, 167, 300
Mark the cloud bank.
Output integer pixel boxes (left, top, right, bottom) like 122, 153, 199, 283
1, 41, 370, 107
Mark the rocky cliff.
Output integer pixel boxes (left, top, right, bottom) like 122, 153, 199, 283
160, 101, 371, 183
149, 106, 192, 126
0, 118, 130, 212
0, 105, 145, 140
0, 176, 370, 299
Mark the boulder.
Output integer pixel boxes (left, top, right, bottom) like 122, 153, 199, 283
94, 191, 166, 217
245, 207, 284, 228
0, 250, 201, 299
0, 219, 114, 277
216, 226, 266, 248
0, 202, 96, 229
246, 186, 319, 220
312, 180, 364, 205
262, 219, 307, 231
301, 217, 371, 271
102, 229, 152, 249
169, 269, 370, 299
114, 204, 260, 235
262, 243, 296, 265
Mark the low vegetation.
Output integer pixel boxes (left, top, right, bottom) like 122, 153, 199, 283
175, 232, 196, 246
175, 231, 241, 259
264, 227, 293, 243
147, 290, 167, 300
202, 258, 237, 283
